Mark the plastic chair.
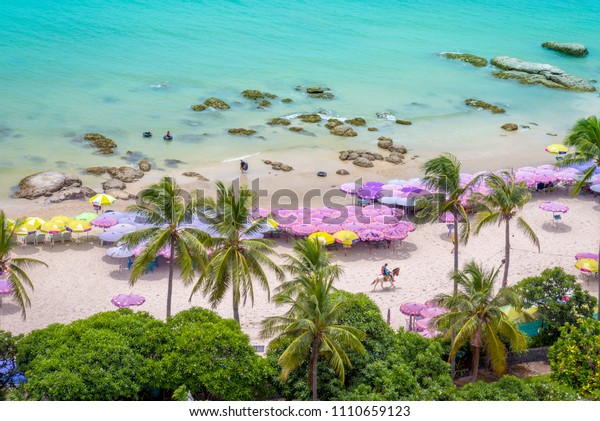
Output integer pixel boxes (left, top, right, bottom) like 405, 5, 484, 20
62, 232, 72, 243
553, 214, 562, 224
446, 224, 454, 237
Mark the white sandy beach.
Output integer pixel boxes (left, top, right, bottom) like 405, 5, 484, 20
2, 162, 598, 345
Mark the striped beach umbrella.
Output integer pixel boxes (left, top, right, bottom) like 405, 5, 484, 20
24, 217, 46, 228
89, 194, 116, 206
40, 222, 65, 234
66, 220, 92, 232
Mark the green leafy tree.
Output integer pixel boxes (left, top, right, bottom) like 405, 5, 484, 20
548, 318, 600, 398
452, 375, 578, 401
560, 116, 600, 194
120, 177, 209, 318
261, 272, 366, 400
470, 172, 540, 287
517, 267, 596, 345
0, 211, 47, 319
159, 307, 274, 400
0, 330, 21, 397
192, 181, 284, 324
435, 261, 527, 382
16, 310, 166, 400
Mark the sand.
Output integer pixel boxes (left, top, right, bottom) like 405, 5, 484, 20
2, 168, 599, 346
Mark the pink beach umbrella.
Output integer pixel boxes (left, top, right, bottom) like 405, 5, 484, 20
91, 216, 118, 228
357, 228, 384, 242
316, 223, 342, 234
342, 221, 366, 232
340, 183, 359, 194
318, 207, 342, 218
273, 208, 295, 218
424, 299, 438, 308
419, 329, 440, 338
111, 293, 145, 309
438, 212, 455, 223
383, 226, 408, 241
363, 204, 394, 215
362, 181, 384, 190
420, 307, 447, 318
0, 277, 14, 308
539, 201, 569, 213
110, 223, 138, 233
291, 224, 318, 236
372, 214, 400, 224
575, 252, 599, 261
400, 302, 426, 332
416, 318, 433, 332
555, 172, 577, 183
367, 222, 389, 231
396, 221, 416, 232
537, 164, 558, 171
533, 173, 557, 184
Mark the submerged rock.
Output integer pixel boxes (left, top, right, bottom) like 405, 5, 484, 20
84, 133, 117, 155
288, 127, 305, 132
324, 119, 343, 129
465, 98, 506, 114
301, 86, 335, 100
490, 56, 595, 92
501, 123, 518, 131
395, 119, 412, 125
204, 97, 231, 109
298, 114, 322, 123
164, 159, 184, 167
282, 98, 293, 103
438, 52, 488, 67
269, 118, 291, 126
257, 99, 271, 108
541, 42, 588, 57
228, 128, 257, 136
367, 127, 378, 131
14, 171, 83, 199
191, 104, 207, 111
86, 166, 108, 175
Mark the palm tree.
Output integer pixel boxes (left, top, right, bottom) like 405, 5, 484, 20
560, 116, 600, 195
434, 260, 527, 383
275, 237, 343, 298
119, 177, 209, 319
191, 181, 284, 324
470, 171, 540, 287
0, 211, 47, 319
261, 270, 365, 400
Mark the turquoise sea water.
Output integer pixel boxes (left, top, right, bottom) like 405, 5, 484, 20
0, 0, 599, 196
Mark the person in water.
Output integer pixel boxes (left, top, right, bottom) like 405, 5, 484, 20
240, 159, 248, 173
165, 131, 171, 138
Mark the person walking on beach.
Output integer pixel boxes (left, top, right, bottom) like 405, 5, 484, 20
240, 159, 248, 173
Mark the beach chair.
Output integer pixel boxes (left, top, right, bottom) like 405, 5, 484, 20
446, 223, 454, 237
553, 214, 562, 225
51, 233, 62, 244
25, 233, 36, 245
35, 233, 47, 245
62, 231, 72, 243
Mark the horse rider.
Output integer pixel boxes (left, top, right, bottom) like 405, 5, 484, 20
381, 263, 394, 282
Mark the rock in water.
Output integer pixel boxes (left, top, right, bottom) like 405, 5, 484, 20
228, 128, 256, 136
138, 160, 152, 172
501, 123, 518, 131
107, 166, 145, 183
541, 42, 589, 57
330, 125, 357, 137
13, 171, 82, 199
346, 117, 366, 126
465, 98, 506, 114
377, 136, 394, 149
438, 52, 488, 67
490, 56, 595, 92
203, 97, 231, 109
102, 179, 126, 191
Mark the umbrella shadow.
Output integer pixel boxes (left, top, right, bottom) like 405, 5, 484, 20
0, 302, 21, 316
13, 245, 43, 256
541, 222, 572, 233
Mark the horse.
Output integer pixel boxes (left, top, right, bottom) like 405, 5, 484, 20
371, 267, 400, 290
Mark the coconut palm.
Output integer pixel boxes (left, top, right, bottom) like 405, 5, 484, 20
0, 211, 47, 319
560, 116, 600, 194
191, 181, 284, 324
470, 171, 540, 287
275, 237, 343, 298
434, 260, 527, 383
261, 270, 365, 400
119, 177, 209, 319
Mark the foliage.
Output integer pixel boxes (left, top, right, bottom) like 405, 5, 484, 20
160, 307, 274, 400
470, 171, 539, 286
548, 318, 600, 398
452, 375, 578, 401
193, 181, 284, 323
0, 330, 21, 397
0, 210, 48, 318
435, 261, 527, 382
119, 177, 209, 318
266, 292, 454, 401
517, 267, 596, 345
560, 115, 600, 194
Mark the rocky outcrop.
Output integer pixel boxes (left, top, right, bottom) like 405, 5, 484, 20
353, 157, 374, 168
336, 169, 350, 175
339, 148, 403, 167
325, 119, 343, 129
241, 90, 278, 100
45, 186, 96, 204
288, 127, 305, 133
501, 123, 518, 131
490, 56, 595, 92
107, 166, 145, 183
282, 98, 293, 103
102, 179, 126, 191
14, 171, 83, 199
204, 97, 230, 109
346, 117, 366, 126
384, 153, 404, 164
228, 128, 256, 136
264, 160, 293, 172
298, 114, 321, 123
438, 52, 487, 67
191, 104, 207, 111
104, 189, 136, 200
330, 125, 357, 137
296, 86, 335, 100
367, 127, 378, 131
377, 136, 393, 150
138, 160, 151, 172
542, 42, 588, 57
182, 171, 209, 181
85, 166, 108, 175
395, 119, 412, 125
84, 133, 117, 155
269, 118, 291, 126
465, 98, 506, 114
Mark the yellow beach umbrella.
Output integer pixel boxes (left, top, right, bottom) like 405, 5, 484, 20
501, 306, 538, 322
40, 222, 66, 234
545, 144, 568, 155
17, 220, 41, 234
575, 258, 598, 273
74, 212, 99, 223
50, 216, 73, 226
66, 220, 92, 233
267, 218, 279, 229
332, 230, 359, 245
89, 194, 116, 206
309, 231, 334, 245
24, 217, 46, 228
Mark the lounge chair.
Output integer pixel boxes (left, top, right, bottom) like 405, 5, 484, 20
62, 231, 72, 243
51, 233, 62, 244
553, 214, 562, 225
35, 233, 47, 245
25, 233, 37, 245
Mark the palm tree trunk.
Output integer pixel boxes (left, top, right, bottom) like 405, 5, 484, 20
502, 219, 510, 288
232, 289, 240, 324
470, 345, 480, 383
450, 211, 459, 377
308, 337, 321, 401
166, 239, 175, 319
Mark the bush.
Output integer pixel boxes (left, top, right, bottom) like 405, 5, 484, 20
517, 267, 596, 345
548, 318, 600, 398
452, 375, 578, 401
0, 330, 22, 398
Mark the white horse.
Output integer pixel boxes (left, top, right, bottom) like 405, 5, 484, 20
371, 267, 399, 290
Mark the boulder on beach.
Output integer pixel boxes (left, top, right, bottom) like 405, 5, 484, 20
438, 52, 488, 67
541, 42, 588, 57
388, 145, 408, 154
102, 179, 126, 191
107, 166, 145, 183
228, 128, 257, 136
501, 123, 518, 131
104, 189, 136, 201
377, 136, 394, 150
490, 56, 595, 92
204, 97, 231, 109
267, 161, 294, 172
352, 157, 374, 168
465, 98, 506, 114
45, 186, 96, 204
385, 153, 404, 164
13, 171, 82, 199
325, 119, 343, 129
138, 160, 152, 172
182, 171, 209, 181
330, 125, 357, 137
336, 169, 350, 175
